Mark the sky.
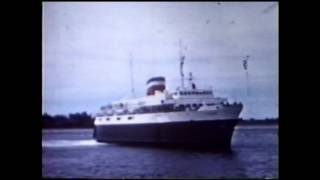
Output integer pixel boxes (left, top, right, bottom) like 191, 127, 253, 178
43, 2, 278, 119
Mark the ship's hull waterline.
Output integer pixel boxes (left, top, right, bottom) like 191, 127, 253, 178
94, 119, 239, 149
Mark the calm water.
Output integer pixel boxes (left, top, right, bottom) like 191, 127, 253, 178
42, 126, 278, 178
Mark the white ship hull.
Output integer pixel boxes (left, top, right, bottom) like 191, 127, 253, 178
94, 103, 242, 125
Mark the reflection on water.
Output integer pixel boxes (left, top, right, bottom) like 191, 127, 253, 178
42, 140, 106, 148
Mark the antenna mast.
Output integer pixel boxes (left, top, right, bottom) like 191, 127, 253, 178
179, 39, 185, 89
129, 53, 135, 97
243, 55, 250, 96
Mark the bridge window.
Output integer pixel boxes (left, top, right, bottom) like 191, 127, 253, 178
117, 117, 121, 120
128, 116, 133, 120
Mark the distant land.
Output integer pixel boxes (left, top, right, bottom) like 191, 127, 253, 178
42, 112, 278, 129
238, 118, 278, 125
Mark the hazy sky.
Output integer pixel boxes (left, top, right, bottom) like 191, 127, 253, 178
43, 2, 278, 119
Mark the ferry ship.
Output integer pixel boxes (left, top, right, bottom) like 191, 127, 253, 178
93, 44, 243, 149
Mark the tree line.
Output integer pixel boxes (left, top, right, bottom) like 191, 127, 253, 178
42, 112, 94, 128
239, 118, 278, 125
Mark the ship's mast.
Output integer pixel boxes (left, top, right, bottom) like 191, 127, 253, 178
243, 55, 250, 118
179, 39, 185, 89
129, 52, 135, 97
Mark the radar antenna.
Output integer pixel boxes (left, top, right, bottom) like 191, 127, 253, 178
189, 72, 196, 90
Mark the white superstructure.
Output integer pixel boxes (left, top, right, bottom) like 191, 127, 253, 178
94, 41, 242, 127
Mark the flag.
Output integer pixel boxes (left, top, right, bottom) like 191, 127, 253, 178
243, 55, 249, 70
180, 56, 185, 67
243, 59, 247, 70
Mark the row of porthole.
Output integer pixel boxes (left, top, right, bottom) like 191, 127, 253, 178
178, 104, 203, 108
180, 91, 212, 95
99, 116, 133, 121
180, 103, 216, 107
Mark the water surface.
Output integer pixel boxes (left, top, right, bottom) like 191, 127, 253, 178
42, 125, 278, 178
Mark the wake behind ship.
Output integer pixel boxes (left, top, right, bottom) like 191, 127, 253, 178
93, 43, 243, 149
